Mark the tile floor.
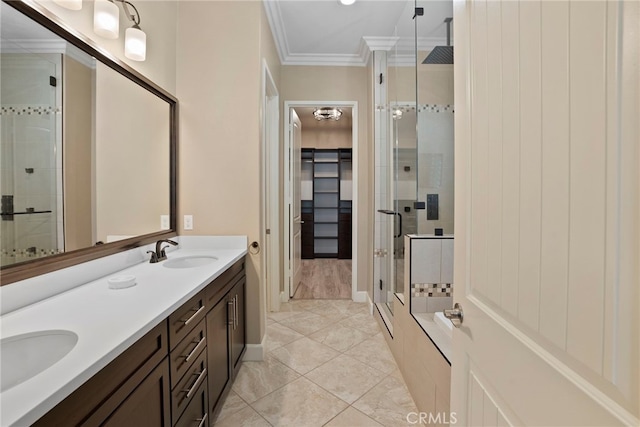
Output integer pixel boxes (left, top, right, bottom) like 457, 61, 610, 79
213, 299, 418, 427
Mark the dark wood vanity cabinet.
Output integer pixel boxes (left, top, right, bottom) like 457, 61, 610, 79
33, 322, 171, 427
205, 259, 247, 419
33, 257, 246, 427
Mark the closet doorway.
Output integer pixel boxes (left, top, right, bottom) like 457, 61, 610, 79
284, 102, 358, 301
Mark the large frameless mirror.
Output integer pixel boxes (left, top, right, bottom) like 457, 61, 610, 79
0, 0, 177, 285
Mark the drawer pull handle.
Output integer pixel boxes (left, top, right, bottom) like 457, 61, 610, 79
182, 336, 206, 363
234, 295, 238, 330
196, 413, 208, 427
227, 300, 234, 326
183, 368, 207, 399
182, 305, 205, 326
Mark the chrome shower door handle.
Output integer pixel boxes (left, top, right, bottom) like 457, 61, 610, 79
443, 303, 463, 327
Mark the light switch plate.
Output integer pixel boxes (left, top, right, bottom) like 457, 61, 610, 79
160, 215, 170, 230
184, 215, 193, 230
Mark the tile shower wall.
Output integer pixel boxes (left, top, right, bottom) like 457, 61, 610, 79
0, 54, 63, 266
409, 236, 454, 313
417, 105, 455, 235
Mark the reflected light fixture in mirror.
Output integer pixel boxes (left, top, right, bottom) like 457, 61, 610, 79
52, 0, 82, 11
94, 0, 147, 61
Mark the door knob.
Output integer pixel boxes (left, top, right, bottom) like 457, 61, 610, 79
443, 303, 463, 327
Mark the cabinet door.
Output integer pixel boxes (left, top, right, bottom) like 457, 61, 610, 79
230, 277, 246, 373
206, 298, 230, 412
102, 358, 171, 427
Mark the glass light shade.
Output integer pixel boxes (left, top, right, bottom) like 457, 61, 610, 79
339, 0, 356, 5
93, 0, 119, 39
125, 27, 146, 61
52, 0, 82, 10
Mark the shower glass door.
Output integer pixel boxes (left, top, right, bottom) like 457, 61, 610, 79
1, 52, 62, 266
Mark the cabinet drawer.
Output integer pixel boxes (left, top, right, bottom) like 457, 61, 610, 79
205, 258, 245, 307
170, 318, 206, 388
172, 348, 207, 425
169, 290, 206, 350
174, 378, 208, 427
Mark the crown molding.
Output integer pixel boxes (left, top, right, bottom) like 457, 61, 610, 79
263, 0, 287, 65
363, 36, 400, 51
0, 39, 95, 68
263, 0, 448, 67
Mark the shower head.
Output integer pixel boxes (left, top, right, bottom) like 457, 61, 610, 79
422, 17, 453, 65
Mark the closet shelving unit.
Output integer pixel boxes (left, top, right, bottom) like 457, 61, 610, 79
301, 148, 352, 259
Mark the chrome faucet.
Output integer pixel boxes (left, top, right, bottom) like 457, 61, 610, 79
147, 239, 178, 263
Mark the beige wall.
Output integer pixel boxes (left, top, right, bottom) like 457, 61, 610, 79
301, 128, 352, 149
95, 63, 170, 242
388, 61, 454, 105
281, 65, 372, 295
63, 55, 93, 250
177, 1, 281, 346
35, 0, 177, 93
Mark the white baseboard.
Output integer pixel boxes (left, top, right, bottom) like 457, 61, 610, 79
243, 336, 265, 361
367, 293, 374, 314
280, 291, 288, 303
352, 290, 368, 303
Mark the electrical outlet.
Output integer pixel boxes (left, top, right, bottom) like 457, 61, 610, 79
160, 215, 170, 230
184, 215, 193, 230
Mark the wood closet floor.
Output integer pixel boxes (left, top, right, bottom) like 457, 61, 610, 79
292, 259, 351, 300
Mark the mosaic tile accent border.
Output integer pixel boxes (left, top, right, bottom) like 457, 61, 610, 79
0, 106, 61, 116
412, 283, 452, 298
375, 104, 455, 113
417, 104, 454, 113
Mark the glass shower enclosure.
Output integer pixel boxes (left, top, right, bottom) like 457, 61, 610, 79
0, 50, 63, 266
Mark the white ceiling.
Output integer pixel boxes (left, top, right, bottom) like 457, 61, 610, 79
264, 0, 454, 66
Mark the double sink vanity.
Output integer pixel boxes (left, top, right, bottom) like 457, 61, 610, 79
0, 2, 248, 426
1, 236, 248, 427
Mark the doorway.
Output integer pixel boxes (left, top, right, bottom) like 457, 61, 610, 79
283, 101, 358, 302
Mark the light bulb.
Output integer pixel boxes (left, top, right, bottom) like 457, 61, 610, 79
93, 0, 119, 39
53, 0, 82, 11
339, 0, 356, 5
125, 26, 146, 61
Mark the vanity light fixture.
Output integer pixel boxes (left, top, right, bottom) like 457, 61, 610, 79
313, 107, 343, 121
94, 0, 147, 61
93, 0, 119, 39
339, 0, 356, 5
52, 0, 82, 11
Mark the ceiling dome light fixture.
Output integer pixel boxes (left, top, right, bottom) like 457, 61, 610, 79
313, 107, 343, 121
339, 0, 356, 5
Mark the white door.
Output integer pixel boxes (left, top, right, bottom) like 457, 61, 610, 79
289, 109, 303, 297
451, 1, 639, 426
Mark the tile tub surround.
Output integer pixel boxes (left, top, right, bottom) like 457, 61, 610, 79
411, 283, 453, 314
0, 236, 247, 427
215, 299, 419, 426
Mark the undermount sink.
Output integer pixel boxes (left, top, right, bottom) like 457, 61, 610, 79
1, 330, 78, 392
163, 255, 218, 269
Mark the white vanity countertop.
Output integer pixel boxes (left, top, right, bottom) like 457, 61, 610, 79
0, 236, 248, 427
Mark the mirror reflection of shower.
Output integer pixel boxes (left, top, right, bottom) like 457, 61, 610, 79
1, 53, 63, 266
